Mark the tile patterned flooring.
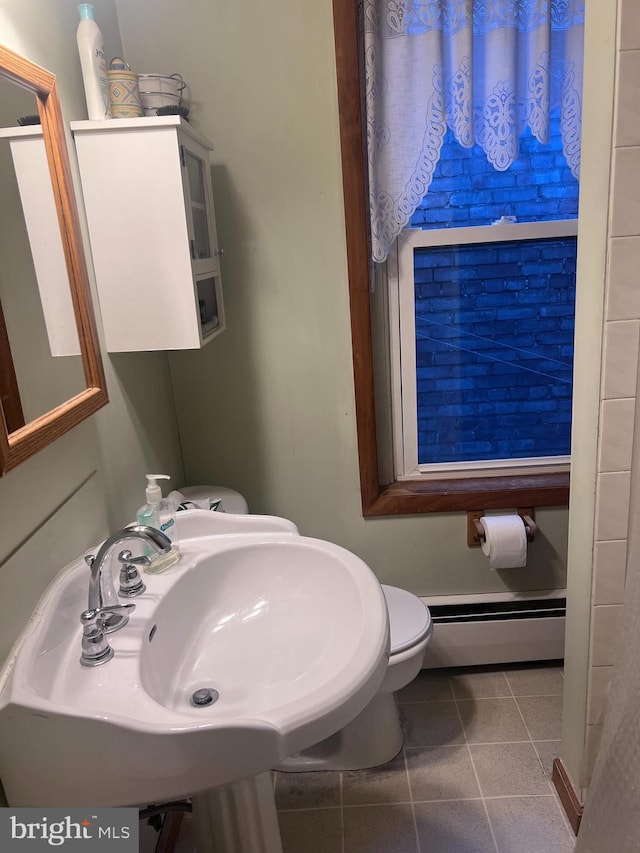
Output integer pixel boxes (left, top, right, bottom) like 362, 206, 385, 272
275, 663, 575, 853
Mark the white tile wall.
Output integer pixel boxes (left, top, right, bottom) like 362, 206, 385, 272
614, 50, 640, 146
607, 237, 640, 320
589, 604, 625, 667
594, 472, 631, 541
587, 665, 615, 725
592, 539, 627, 605
586, 0, 640, 782
601, 320, 640, 399
584, 723, 604, 781
619, 0, 640, 51
610, 148, 640, 237
598, 398, 635, 471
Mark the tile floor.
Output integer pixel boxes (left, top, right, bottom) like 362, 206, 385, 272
140, 663, 574, 852
275, 663, 575, 853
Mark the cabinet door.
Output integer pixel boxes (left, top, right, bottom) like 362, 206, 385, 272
180, 133, 220, 276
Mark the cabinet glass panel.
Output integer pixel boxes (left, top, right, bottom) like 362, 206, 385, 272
184, 149, 211, 261
196, 275, 220, 338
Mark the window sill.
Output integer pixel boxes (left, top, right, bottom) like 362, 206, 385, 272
363, 472, 569, 516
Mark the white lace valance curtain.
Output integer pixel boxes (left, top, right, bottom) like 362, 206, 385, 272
365, 0, 585, 262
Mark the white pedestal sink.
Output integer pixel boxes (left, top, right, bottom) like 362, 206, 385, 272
0, 511, 389, 852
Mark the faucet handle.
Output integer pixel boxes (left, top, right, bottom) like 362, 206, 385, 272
100, 602, 135, 616
80, 604, 136, 631
79, 604, 135, 667
117, 550, 148, 598
117, 549, 151, 567
84, 554, 95, 569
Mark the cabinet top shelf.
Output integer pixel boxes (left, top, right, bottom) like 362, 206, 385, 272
0, 124, 43, 140
70, 115, 213, 151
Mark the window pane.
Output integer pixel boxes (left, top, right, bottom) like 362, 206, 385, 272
415, 236, 576, 465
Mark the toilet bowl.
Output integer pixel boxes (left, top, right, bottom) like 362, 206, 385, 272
277, 584, 433, 772
178, 487, 433, 772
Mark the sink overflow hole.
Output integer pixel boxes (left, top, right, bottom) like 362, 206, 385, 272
148, 625, 157, 642
191, 688, 219, 707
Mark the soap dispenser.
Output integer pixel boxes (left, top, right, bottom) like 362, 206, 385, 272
137, 474, 180, 572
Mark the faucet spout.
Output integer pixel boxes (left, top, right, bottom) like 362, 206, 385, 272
87, 524, 172, 614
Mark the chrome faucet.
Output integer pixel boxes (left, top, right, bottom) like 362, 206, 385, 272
79, 525, 173, 666
84, 525, 172, 631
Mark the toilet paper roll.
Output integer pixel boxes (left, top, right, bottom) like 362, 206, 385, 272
480, 515, 527, 570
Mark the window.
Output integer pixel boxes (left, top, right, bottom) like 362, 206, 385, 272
332, 0, 578, 515
391, 220, 577, 479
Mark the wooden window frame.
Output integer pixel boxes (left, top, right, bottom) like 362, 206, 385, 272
331, 0, 570, 516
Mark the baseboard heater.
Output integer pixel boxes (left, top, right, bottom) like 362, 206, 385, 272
420, 594, 566, 669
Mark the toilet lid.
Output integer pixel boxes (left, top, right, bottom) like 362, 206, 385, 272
382, 584, 432, 654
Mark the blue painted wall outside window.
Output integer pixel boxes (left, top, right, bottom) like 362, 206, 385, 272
412, 109, 579, 465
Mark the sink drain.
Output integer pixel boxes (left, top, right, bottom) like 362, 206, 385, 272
190, 687, 219, 707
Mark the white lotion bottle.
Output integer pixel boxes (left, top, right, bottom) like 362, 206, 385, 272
76, 4, 111, 120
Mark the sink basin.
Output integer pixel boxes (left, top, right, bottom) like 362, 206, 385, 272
0, 511, 389, 807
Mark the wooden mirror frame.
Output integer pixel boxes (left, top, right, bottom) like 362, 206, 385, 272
0, 45, 108, 474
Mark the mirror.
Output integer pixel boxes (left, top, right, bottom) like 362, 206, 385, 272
0, 79, 86, 427
0, 44, 107, 474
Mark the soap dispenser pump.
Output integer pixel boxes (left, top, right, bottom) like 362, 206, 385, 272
137, 474, 180, 572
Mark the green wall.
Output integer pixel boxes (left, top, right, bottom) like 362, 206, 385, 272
118, 0, 569, 596
0, 0, 184, 666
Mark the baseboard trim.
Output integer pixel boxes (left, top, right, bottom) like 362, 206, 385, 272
421, 616, 565, 669
552, 758, 583, 835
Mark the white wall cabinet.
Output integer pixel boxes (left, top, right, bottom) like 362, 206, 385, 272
71, 116, 224, 352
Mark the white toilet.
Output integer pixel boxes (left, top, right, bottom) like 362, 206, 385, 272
178, 484, 249, 514
278, 583, 433, 771
179, 486, 433, 771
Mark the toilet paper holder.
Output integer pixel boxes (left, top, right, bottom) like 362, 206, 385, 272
467, 509, 537, 547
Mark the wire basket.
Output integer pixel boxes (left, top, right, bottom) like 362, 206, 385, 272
138, 73, 187, 116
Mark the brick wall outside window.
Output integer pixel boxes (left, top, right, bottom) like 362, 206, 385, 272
410, 109, 579, 230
